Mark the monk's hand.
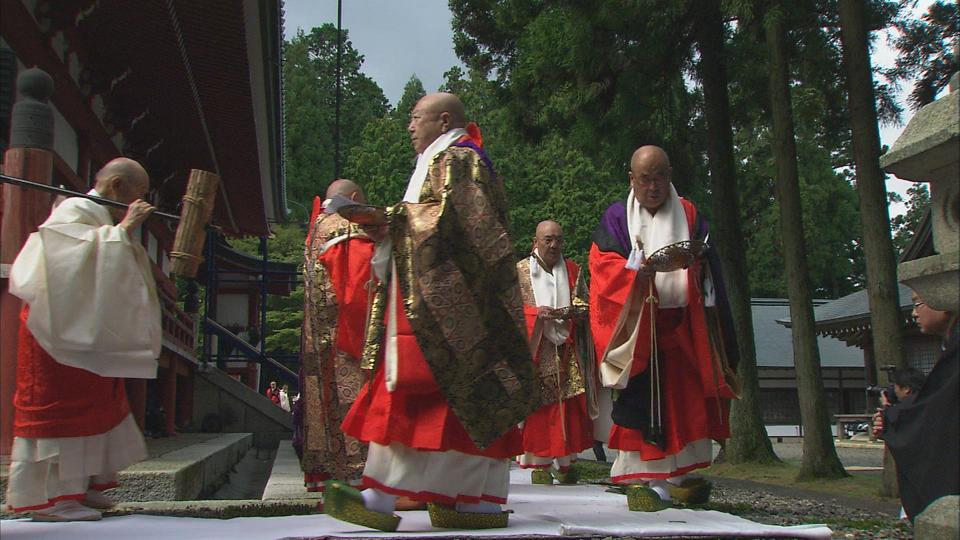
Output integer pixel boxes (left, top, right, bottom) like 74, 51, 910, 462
637, 261, 655, 277
120, 199, 155, 231
538, 306, 557, 320
871, 409, 884, 438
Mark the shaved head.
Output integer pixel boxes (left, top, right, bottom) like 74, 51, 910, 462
536, 220, 562, 237
534, 220, 564, 270
418, 92, 466, 126
326, 178, 365, 204
93, 157, 149, 219
94, 157, 149, 196
630, 145, 671, 172
408, 92, 467, 154
628, 145, 673, 212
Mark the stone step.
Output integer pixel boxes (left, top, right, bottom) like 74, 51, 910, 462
261, 440, 320, 501
110, 432, 254, 502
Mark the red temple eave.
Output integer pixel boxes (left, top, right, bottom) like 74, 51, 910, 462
1, 0, 285, 237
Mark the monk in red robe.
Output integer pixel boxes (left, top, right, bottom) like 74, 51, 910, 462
325, 93, 539, 532
589, 146, 739, 510
517, 220, 597, 484
296, 179, 374, 492
5, 158, 160, 521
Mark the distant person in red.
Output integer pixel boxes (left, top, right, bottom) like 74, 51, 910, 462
265, 381, 281, 406
5, 158, 160, 521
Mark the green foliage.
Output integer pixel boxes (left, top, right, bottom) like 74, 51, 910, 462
343, 76, 424, 206
886, 0, 959, 109
229, 223, 307, 354
890, 183, 931, 254
449, 0, 894, 298
284, 25, 389, 220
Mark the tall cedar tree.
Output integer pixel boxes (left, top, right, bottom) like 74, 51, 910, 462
695, 0, 779, 465
764, 1, 847, 480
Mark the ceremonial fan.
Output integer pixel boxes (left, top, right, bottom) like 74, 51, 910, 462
636, 238, 708, 450
322, 194, 388, 225
642, 239, 707, 272
1, 170, 219, 278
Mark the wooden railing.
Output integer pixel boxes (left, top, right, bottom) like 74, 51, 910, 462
158, 284, 196, 355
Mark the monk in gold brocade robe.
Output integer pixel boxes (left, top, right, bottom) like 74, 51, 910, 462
516, 220, 598, 484
326, 93, 539, 532
296, 180, 374, 492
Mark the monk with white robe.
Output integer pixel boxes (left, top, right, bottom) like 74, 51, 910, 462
516, 220, 597, 484
5, 158, 160, 521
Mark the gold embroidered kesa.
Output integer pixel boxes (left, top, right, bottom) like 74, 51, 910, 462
301, 212, 371, 483
361, 146, 540, 449
516, 257, 591, 404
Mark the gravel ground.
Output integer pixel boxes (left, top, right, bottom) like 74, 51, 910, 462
703, 476, 908, 539
712, 441, 905, 539
589, 441, 907, 539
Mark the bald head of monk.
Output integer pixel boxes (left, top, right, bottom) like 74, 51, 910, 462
326, 178, 366, 204
628, 145, 672, 213
534, 220, 564, 270
408, 92, 467, 154
93, 157, 150, 220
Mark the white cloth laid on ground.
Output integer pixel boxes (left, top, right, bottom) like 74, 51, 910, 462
0, 464, 833, 538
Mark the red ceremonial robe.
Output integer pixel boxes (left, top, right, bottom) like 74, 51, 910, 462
340, 308, 523, 459
299, 197, 375, 488
341, 132, 532, 504
520, 259, 593, 461
590, 198, 733, 480
14, 307, 131, 441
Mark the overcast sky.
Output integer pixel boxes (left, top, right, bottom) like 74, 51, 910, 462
281, 0, 937, 214
282, 0, 463, 105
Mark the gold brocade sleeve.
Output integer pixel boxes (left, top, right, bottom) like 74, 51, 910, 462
300, 214, 368, 481
385, 146, 540, 450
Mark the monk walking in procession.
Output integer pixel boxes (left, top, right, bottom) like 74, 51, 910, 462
5, 158, 160, 521
325, 92, 539, 531
297, 179, 375, 492
516, 220, 598, 484
589, 145, 739, 510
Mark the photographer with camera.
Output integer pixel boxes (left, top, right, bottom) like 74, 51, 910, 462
871, 368, 925, 437
871, 291, 958, 522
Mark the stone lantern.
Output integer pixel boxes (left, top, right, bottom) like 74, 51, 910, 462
881, 72, 959, 312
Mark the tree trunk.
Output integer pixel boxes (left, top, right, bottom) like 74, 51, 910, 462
764, 5, 847, 480
838, 0, 907, 495
697, 0, 779, 465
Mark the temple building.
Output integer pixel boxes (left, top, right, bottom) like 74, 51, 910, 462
0, 0, 291, 457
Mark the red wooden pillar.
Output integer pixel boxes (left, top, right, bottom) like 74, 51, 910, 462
1, 69, 55, 457
159, 357, 177, 436
126, 379, 147, 431
176, 370, 193, 430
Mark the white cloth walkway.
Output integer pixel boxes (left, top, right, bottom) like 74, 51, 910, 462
0, 467, 831, 539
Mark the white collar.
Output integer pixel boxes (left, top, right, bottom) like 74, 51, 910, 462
403, 127, 467, 203
625, 183, 690, 308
